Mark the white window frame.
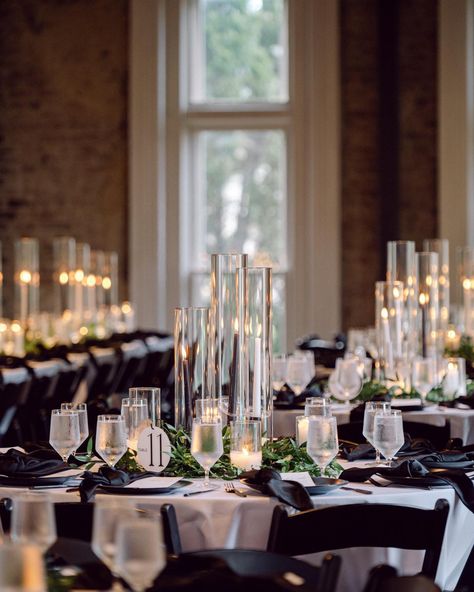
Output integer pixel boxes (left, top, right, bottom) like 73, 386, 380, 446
129, 0, 341, 348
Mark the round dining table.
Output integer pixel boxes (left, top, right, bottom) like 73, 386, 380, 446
1, 458, 472, 592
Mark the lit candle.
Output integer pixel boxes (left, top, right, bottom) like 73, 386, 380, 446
443, 362, 460, 398
252, 336, 261, 417
11, 321, 24, 357
121, 301, 135, 332
445, 326, 461, 351
230, 446, 262, 471
296, 416, 309, 445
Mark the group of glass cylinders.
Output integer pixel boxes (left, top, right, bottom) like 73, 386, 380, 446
0, 237, 135, 355
174, 254, 273, 437
374, 239, 472, 394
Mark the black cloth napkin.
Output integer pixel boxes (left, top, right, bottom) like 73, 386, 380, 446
340, 458, 474, 512
440, 395, 474, 409
79, 466, 155, 502
340, 436, 441, 462
240, 468, 313, 511
0, 449, 67, 478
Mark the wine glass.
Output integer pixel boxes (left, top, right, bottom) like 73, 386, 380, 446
412, 357, 437, 404
190, 417, 223, 486
95, 414, 128, 468
272, 354, 288, 391
49, 409, 81, 462
92, 499, 136, 584
362, 401, 391, 464
0, 544, 47, 592
10, 495, 57, 552
304, 397, 332, 417
121, 398, 149, 451
115, 517, 166, 592
306, 416, 339, 475
60, 402, 89, 454
373, 410, 404, 467
129, 387, 161, 427
286, 356, 312, 395
328, 358, 363, 404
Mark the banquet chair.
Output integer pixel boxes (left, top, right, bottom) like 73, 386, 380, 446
267, 499, 449, 580
185, 549, 340, 592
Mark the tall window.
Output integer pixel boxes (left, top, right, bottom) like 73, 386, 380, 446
130, 0, 341, 348
181, 0, 289, 350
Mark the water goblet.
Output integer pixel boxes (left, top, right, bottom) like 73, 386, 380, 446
328, 357, 363, 405
304, 396, 332, 417
60, 402, 89, 454
373, 410, 404, 467
115, 516, 166, 592
190, 417, 223, 486
96, 414, 128, 468
49, 409, 81, 462
306, 416, 339, 475
121, 398, 149, 451
129, 387, 161, 427
362, 401, 391, 464
287, 355, 312, 395
272, 353, 288, 391
412, 357, 438, 404
10, 495, 57, 552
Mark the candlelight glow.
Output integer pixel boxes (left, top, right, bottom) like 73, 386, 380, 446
419, 293, 427, 306
79, 326, 88, 336
11, 322, 22, 333
447, 329, 456, 340
19, 270, 32, 284
0, 322, 7, 332
102, 276, 112, 290
464, 278, 472, 290
86, 274, 96, 287
75, 269, 84, 282
381, 307, 389, 320
121, 301, 132, 314
59, 271, 69, 285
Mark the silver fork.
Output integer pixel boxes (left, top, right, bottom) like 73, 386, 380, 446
224, 482, 247, 497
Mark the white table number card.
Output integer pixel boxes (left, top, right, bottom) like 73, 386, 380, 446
137, 426, 171, 472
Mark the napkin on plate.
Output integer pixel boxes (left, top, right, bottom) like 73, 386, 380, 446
239, 468, 313, 511
79, 466, 155, 502
0, 448, 67, 478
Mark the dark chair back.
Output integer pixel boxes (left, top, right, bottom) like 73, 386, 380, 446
267, 500, 449, 580
364, 566, 440, 592
161, 503, 182, 555
186, 549, 340, 592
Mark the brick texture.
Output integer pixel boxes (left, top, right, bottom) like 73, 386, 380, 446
0, 0, 128, 317
341, 0, 438, 330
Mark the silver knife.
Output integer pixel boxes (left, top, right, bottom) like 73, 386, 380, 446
183, 488, 217, 497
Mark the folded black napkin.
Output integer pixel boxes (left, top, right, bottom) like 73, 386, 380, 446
340, 458, 474, 512
340, 436, 438, 462
79, 466, 154, 502
0, 448, 67, 478
440, 395, 474, 409
239, 468, 313, 511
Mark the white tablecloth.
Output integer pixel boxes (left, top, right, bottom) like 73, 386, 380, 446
2, 460, 472, 591
273, 405, 474, 445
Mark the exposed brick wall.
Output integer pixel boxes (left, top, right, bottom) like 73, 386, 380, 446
0, 0, 128, 317
341, 0, 438, 330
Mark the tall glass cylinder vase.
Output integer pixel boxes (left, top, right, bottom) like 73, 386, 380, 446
53, 237, 76, 317
103, 252, 119, 307
423, 239, 449, 336
375, 281, 404, 384
459, 246, 474, 338
209, 253, 248, 421
245, 267, 272, 438
74, 243, 91, 327
386, 241, 417, 361
174, 307, 211, 432
416, 252, 440, 359
14, 238, 40, 326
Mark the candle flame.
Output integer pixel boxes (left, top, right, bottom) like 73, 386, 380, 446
19, 270, 32, 284
181, 344, 188, 359
242, 446, 249, 456
86, 274, 96, 287
419, 293, 427, 305
59, 271, 69, 285
234, 318, 239, 332
102, 276, 112, 290
464, 278, 472, 290
121, 301, 132, 314
75, 269, 84, 282
381, 307, 389, 320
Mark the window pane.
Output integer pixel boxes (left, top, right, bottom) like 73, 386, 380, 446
192, 130, 287, 270
192, 0, 288, 103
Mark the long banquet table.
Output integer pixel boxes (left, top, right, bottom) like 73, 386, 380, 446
273, 403, 474, 445
1, 459, 472, 592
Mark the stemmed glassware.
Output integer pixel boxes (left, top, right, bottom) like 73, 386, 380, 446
328, 358, 363, 405
286, 355, 312, 395
190, 417, 223, 486
362, 401, 391, 464
10, 495, 57, 552
373, 410, 404, 467
114, 517, 167, 592
412, 358, 438, 404
60, 402, 89, 454
306, 416, 339, 475
49, 409, 81, 462
95, 415, 128, 468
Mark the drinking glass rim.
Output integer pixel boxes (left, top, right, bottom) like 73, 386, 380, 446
121, 397, 148, 405
129, 387, 161, 394
365, 401, 391, 410
97, 414, 126, 422
374, 409, 401, 417
230, 419, 261, 427
193, 416, 222, 426
306, 415, 337, 422
60, 403, 87, 411
52, 409, 79, 416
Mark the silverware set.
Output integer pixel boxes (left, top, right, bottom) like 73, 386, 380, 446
224, 482, 248, 497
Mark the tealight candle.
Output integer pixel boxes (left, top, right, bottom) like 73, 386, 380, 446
230, 446, 262, 471
296, 415, 309, 445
